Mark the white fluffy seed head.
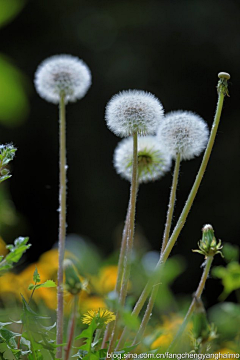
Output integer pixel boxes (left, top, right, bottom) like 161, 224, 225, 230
157, 111, 209, 160
105, 90, 164, 137
34, 54, 91, 104
113, 136, 172, 183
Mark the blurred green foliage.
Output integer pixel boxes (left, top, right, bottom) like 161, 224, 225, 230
0, 0, 29, 127
212, 262, 240, 301
209, 302, 240, 342
212, 243, 240, 301
0, 0, 26, 29
0, 55, 29, 126
222, 243, 239, 263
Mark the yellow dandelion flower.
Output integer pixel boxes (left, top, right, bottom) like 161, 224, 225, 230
82, 308, 116, 326
151, 333, 173, 349
150, 314, 192, 350
91, 265, 118, 295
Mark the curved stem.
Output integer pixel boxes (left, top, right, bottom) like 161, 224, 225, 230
57, 93, 67, 359
168, 256, 213, 352
161, 153, 181, 254
107, 132, 138, 355
116, 80, 227, 351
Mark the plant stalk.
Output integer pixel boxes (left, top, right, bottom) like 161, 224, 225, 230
57, 93, 67, 359
161, 153, 181, 254
64, 295, 78, 360
102, 200, 132, 348
168, 256, 214, 352
130, 154, 181, 347
107, 132, 138, 355
116, 75, 228, 351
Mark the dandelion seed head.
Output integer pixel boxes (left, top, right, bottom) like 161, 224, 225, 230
157, 111, 209, 160
105, 90, 164, 137
34, 54, 91, 104
114, 136, 172, 183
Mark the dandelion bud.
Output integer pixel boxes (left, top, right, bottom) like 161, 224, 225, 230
105, 90, 164, 137
63, 259, 82, 295
114, 136, 171, 183
193, 224, 223, 258
157, 111, 209, 160
34, 54, 91, 104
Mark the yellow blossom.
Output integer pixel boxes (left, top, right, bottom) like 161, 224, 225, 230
151, 314, 191, 350
151, 333, 173, 349
82, 308, 116, 326
91, 265, 118, 295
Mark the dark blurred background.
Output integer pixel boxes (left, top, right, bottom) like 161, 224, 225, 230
0, 0, 239, 304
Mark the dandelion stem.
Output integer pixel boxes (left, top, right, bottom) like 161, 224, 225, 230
161, 153, 181, 254
107, 132, 138, 355
64, 295, 78, 360
130, 154, 181, 347
116, 73, 229, 350
57, 93, 67, 359
168, 256, 213, 352
102, 200, 133, 348
131, 284, 159, 349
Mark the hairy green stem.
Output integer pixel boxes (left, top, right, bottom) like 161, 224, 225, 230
168, 256, 213, 352
131, 284, 159, 349
130, 154, 181, 347
107, 132, 138, 355
57, 93, 67, 359
116, 75, 228, 351
102, 200, 133, 348
161, 153, 181, 254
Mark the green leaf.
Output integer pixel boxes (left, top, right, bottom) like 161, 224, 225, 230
0, 323, 12, 329
33, 267, 41, 284
0, 55, 29, 126
28, 280, 56, 292
75, 319, 97, 354
21, 295, 50, 320
1, 348, 16, 360
0, 238, 31, 275
35, 280, 57, 289
0, 328, 20, 348
0, 237, 31, 275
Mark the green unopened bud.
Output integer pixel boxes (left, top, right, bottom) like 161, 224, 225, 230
64, 259, 82, 295
193, 224, 223, 258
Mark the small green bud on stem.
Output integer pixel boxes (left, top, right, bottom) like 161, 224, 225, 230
193, 224, 223, 258
64, 259, 82, 295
